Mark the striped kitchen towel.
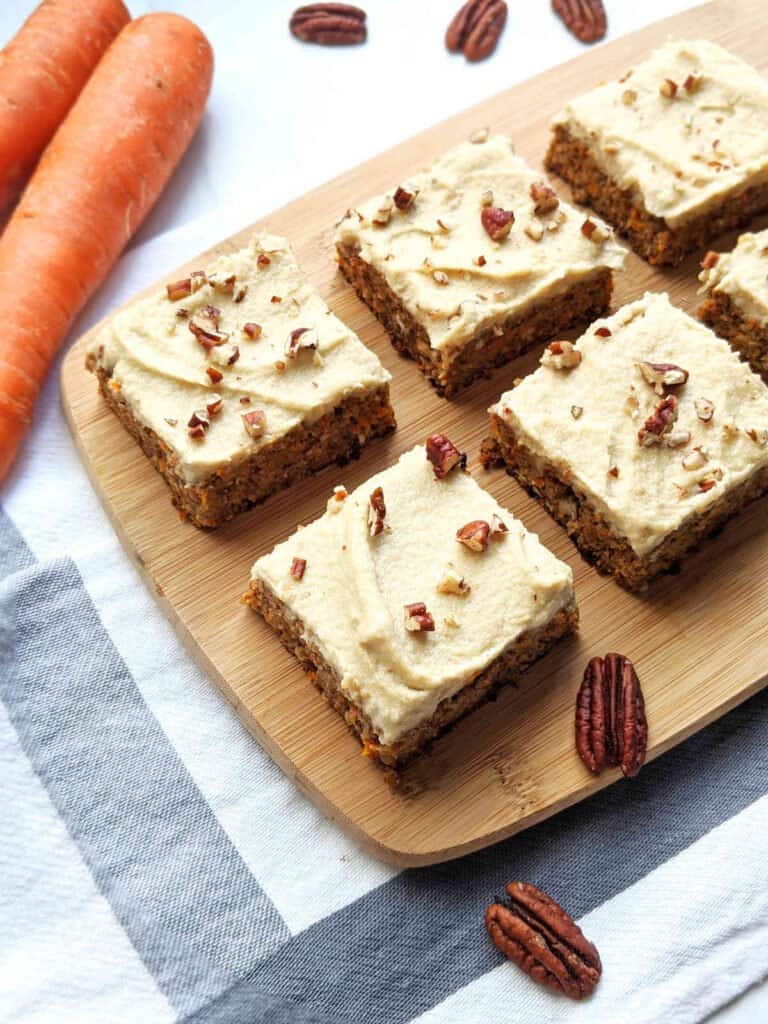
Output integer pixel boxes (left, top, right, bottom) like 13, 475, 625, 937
2, 211, 768, 1024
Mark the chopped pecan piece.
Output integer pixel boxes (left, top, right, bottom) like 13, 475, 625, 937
189, 305, 228, 350
210, 342, 240, 367
426, 433, 466, 478
699, 478, 718, 492
289, 4, 366, 45
580, 218, 608, 243
682, 446, 708, 470
683, 73, 701, 93
575, 652, 647, 778
481, 205, 514, 241
187, 408, 210, 440
167, 278, 192, 302
290, 556, 307, 580
700, 250, 719, 270
367, 486, 386, 537
637, 361, 689, 395
243, 322, 262, 340
571, 405, 584, 420
747, 428, 768, 446
206, 394, 223, 417
541, 340, 582, 370
206, 367, 223, 384
403, 602, 435, 632
638, 394, 678, 446
486, 882, 602, 999
695, 397, 715, 422
594, 326, 611, 338
242, 409, 266, 438
621, 88, 637, 105
166, 271, 206, 301
437, 563, 471, 595
211, 273, 236, 295
393, 185, 417, 211
372, 198, 393, 227
285, 326, 319, 359
456, 519, 491, 552
530, 180, 559, 215
664, 429, 691, 449
659, 78, 678, 98
490, 513, 508, 538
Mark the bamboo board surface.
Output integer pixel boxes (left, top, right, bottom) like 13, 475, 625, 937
62, 0, 768, 865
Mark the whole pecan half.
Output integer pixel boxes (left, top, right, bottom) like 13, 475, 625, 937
552, 0, 607, 44
290, 3, 367, 45
486, 882, 602, 999
445, 0, 507, 62
575, 653, 647, 778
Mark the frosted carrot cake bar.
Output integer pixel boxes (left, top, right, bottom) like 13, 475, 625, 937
86, 233, 395, 528
245, 436, 577, 770
335, 134, 625, 397
546, 40, 768, 266
698, 228, 768, 379
483, 292, 768, 590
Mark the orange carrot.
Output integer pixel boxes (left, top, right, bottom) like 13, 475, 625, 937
0, 0, 131, 213
0, 13, 213, 482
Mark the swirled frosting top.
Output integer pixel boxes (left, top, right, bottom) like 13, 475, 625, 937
250, 444, 574, 744
491, 292, 768, 558
552, 39, 768, 228
698, 227, 768, 323
335, 135, 625, 354
88, 233, 390, 484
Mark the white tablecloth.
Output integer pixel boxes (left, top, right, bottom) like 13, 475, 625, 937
3, 2, 768, 1021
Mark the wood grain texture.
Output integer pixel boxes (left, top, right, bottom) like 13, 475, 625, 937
61, 0, 768, 866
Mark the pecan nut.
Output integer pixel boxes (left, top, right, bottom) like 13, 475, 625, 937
486, 882, 602, 999
404, 602, 435, 632
481, 205, 514, 241
575, 653, 647, 778
637, 361, 689, 396
552, 0, 607, 44
367, 486, 386, 537
446, 0, 507, 62
638, 394, 678, 447
289, 3, 366, 45
426, 433, 467, 479
456, 520, 490, 552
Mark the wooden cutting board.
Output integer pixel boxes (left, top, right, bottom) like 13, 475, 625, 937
61, 0, 768, 866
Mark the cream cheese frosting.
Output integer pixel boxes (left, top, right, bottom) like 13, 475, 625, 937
491, 292, 768, 558
88, 233, 390, 484
552, 39, 768, 228
250, 445, 574, 744
698, 228, 768, 323
335, 135, 624, 355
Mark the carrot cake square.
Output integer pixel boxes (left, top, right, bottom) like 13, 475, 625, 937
546, 40, 768, 266
698, 228, 768, 379
245, 436, 577, 770
86, 233, 395, 528
484, 292, 768, 590
335, 134, 625, 397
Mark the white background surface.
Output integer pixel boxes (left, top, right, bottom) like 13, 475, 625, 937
2, 1, 767, 1020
